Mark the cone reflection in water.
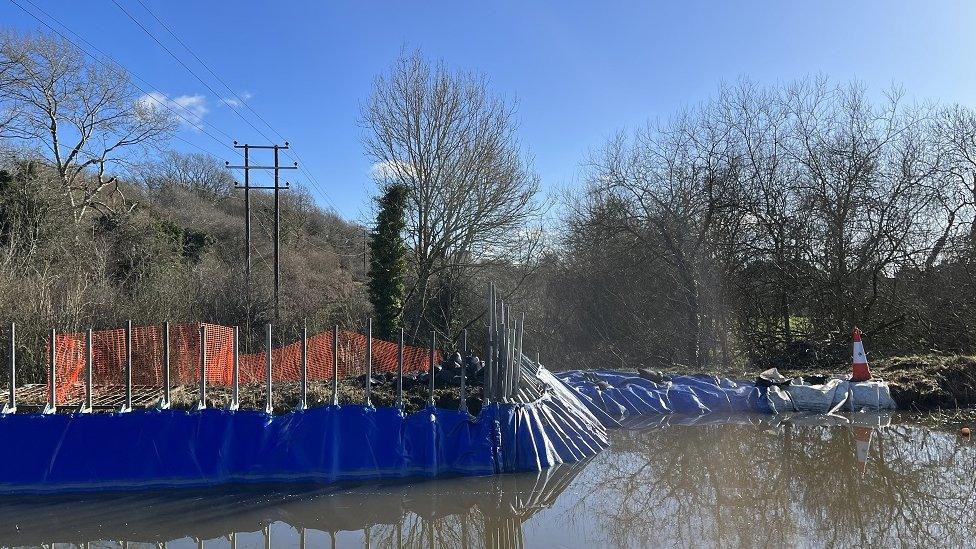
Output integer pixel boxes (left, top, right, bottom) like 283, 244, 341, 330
853, 425, 873, 476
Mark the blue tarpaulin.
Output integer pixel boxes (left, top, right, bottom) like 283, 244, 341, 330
0, 369, 608, 494
556, 370, 764, 426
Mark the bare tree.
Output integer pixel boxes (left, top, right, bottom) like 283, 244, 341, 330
0, 43, 20, 138
720, 81, 812, 352
783, 80, 939, 342
136, 150, 234, 202
362, 50, 539, 339
0, 31, 173, 222
585, 104, 743, 368
932, 105, 976, 256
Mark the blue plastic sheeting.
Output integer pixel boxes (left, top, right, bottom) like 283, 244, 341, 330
556, 370, 764, 425
496, 370, 612, 471
0, 370, 608, 494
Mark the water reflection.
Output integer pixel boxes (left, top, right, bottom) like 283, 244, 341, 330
1, 416, 973, 548
0, 462, 585, 548
567, 416, 976, 547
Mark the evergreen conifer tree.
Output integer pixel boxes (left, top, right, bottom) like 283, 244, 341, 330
368, 184, 409, 340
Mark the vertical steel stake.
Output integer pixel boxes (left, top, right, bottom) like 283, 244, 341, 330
3, 322, 15, 414
43, 327, 56, 414
500, 301, 508, 401
516, 312, 525, 395
265, 323, 273, 414
123, 320, 132, 412
162, 321, 171, 409
365, 317, 373, 406
484, 324, 492, 403
331, 325, 339, 406
428, 331, 436, 408
197, 324, 207, 410
83, 328, 93, 412
460, 328, 468, 413
299, 322, 308, 410
396, 327, 404, 409
485, 283, 495, 403
231, 326, 240, 411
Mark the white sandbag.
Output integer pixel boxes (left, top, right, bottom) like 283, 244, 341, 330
787, 378, 847, 413
847, 380, 897, 411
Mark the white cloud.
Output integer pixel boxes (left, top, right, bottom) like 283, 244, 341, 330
220, 90, 253, 108
137, 92, 209, 130
370, 159, 415, 181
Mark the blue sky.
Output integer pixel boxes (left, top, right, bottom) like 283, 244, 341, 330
3, 1, 975, 221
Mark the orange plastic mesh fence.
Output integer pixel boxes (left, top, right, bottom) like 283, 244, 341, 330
47, 323, 439, 405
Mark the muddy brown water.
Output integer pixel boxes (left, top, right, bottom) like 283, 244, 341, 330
1, 413, 973, 548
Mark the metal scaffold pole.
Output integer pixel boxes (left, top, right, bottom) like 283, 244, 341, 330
299, 321, 308, 410
265, 323, 273, 414
43, 328, 56, 414
122, 320, 132, 412
83, 327, 93, 413
2, 322, 15, 414
162, 321, 171, 409
332, 325, 339, 406
231, 325, 240, 411
365, 317, 373, 407
460, 328, 468, 413
428, 331, 436, 408
396, 327, 404, 409
197, 324, 207, 410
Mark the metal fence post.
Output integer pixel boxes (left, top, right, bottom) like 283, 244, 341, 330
43, 328, 56, 414
162, 321, 171, 409
231, 325, 240, 411
299, 322, 307, 411
265, 323, 273, 414
428, 331, 436, 408
332, 325, 339, 406
516, 312, 525, 395
365, 318, 372, 407
483, 323, 491, 403
197, 324, 207, 410
2, 322, 15, 414
122, 320, 132, 412
396, 327, 404, 409
460, 328, 468, 413
499, 313, 507, 402
83, 328, 93, 413
485, 283, 494, 403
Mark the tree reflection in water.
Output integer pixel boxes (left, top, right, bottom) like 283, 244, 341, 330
0, 417, 970, 548
568, 417, 976, 547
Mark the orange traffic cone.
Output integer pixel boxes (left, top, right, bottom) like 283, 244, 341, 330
852, 425, 873, 476
851, 327, 872, 382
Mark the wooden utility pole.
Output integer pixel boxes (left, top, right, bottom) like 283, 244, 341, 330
226, 141, 298, 323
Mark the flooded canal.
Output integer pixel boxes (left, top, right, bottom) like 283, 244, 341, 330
1, 414, 973, 548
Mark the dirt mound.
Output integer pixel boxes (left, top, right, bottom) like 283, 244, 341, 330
872, 355, 976, 411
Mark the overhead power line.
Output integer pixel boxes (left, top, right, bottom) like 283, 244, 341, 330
8, 0, 243, 161
120, 0, 341, 212
108, 0, 277, 144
